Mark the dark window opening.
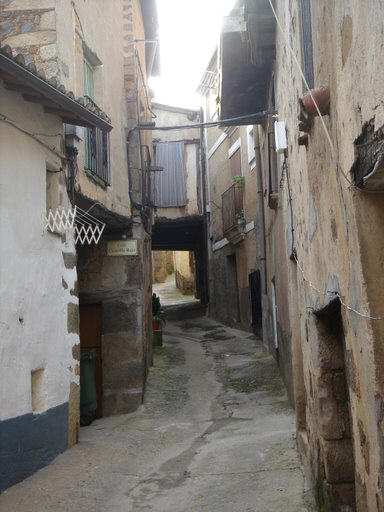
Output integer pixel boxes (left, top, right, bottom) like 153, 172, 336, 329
299, 0, 314, 90
249, 270, 262, 330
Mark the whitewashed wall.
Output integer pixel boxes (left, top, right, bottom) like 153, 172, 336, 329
0, 85, 79, 422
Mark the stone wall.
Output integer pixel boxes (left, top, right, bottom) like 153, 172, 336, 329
256, 1, 384, 509
77, 231, 150, 415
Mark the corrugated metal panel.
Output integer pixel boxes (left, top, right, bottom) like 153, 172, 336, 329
152, 141, 186, 207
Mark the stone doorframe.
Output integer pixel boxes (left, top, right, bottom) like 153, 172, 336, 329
313, 298, 356, 510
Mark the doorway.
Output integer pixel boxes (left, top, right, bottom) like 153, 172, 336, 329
79, 304, 103, 419
249, 270, 262, 334
226, 254, 240, 324
314, 299, 355, 509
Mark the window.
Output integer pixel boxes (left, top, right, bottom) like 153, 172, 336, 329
83, 56, 110, 185
299, 0, 314, 89
247, 125, 256, 170
31, 369, 46, 413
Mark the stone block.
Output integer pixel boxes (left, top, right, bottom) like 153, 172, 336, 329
67, 303, 79, 335
72, 343, 80, 361
0, 21, 14, 38
117, 390, 143, 413
102, 332, 141, 363
102, 389, 142, 417
321, 438, 355, 483
5, 0, 55, 9
102, 299, 137, 335
323, 481, 355, 511
62, 251, 77, 269
39, 42, 57, 60
4, 30, 56, 48
102, 360, 144, 391
317, 372, 350, 440
358, 419, 370, 474
21, 20, 34, 33
67, 382, 79, 448
39, 10, 55, 30
42, 59, 59, 79
102, 392, 117, 417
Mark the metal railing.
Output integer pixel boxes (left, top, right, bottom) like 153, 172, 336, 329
222, 183, 244, 233
84, 96, 110, 185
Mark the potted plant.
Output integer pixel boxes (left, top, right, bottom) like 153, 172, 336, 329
235, 211, 246, 225
152, 293, 165, 346
232, 175, 245, 186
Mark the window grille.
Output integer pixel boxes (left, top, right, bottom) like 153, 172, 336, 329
83, 55, 110, 185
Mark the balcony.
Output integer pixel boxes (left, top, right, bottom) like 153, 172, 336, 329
222, 183, 245, 244
84, 96, 110, 186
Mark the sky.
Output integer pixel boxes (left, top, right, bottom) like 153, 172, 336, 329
149, 0, 235, 109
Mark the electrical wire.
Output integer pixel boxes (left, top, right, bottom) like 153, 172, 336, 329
137, 109, 276, 131
284, 152, 384, 320
0, 113, 66, 160
267, 0, 384, 195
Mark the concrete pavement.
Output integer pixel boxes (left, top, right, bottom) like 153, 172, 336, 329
0, 315, 313, 511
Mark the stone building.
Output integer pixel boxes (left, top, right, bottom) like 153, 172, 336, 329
216, 0, 384, 510
151, 103, 208, 304
199, 51, 261, 333
0, 0, 159, 490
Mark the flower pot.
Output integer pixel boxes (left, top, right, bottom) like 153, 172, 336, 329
299, 86, 330, 117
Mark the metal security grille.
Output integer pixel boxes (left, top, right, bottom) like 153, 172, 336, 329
222, 183, 243, 233
84, 120, 110, 185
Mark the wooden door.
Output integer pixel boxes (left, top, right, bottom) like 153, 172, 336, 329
79, 304, 102, 418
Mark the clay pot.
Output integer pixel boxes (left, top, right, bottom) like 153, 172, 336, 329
299, 86, 330, 117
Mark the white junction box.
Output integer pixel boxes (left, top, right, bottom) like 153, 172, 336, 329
274, 121, 287, 153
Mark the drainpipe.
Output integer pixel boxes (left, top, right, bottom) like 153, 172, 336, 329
255, 126, 267, 296
255, 125, 270, 349
199, 107, 209, 306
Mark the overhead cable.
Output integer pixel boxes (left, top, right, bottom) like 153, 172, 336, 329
137, 109, 276, 131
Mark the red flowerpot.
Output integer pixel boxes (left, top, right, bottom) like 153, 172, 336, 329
300, 86, 330, 117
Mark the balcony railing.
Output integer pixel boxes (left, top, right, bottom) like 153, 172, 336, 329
84, 96, 110, 185
222, 183, 244, 234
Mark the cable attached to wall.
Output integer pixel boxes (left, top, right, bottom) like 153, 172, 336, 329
283, 153, 384, 320
0, 113, 66, 160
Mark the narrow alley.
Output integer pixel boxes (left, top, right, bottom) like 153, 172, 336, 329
0, 314, 311, 512
3, 0, 384, 509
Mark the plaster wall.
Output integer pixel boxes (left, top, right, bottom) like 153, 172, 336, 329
0, 85, 79, 488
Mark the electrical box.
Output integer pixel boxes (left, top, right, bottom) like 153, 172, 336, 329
274, 121, 287, 153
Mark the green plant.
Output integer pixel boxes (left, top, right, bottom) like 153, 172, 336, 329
232, 175, 245, 185
152, 293, 165, 325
